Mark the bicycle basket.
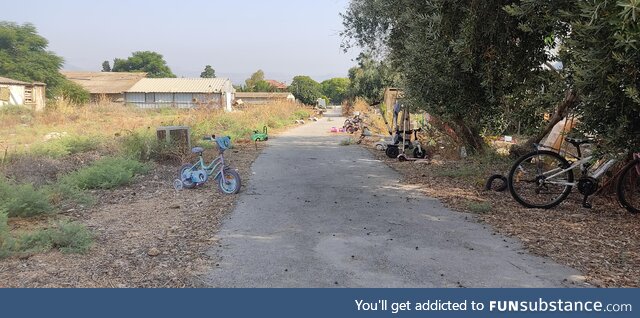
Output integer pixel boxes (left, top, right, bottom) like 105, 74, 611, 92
216, 136, 231, 150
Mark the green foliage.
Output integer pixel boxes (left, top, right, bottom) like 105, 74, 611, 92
289, 75, 322, 105
101, 60, 111, 72
0, 104, 33, 116
243, 70, 277, 92
321, 78, 350, 104
111, 51, 176, 78
0, 178, 53, 217
0, 210, 13, 258
200, 65, 216, 78
16, 220, 92, 255
292, 109, 311, 120
567, 1, 640, 152
0, 21, 65, 98
60, 157, 149, 190
30, 140, 70, 158
61, 135, 101, 154
466, 201, 492, 214
52, 79, 91, 105
347, 54, 398, 104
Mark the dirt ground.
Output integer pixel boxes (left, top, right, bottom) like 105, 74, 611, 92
0, 142, 263, 288
363, 143, 640, 287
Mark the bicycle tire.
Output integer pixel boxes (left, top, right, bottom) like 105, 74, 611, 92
485, 174, 507, 192
508, 150, 574, 209
616, 158, 640, 214
218, 168, 242, 194
178, 164, 197, 189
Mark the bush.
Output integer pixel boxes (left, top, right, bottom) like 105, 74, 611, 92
0, 210, 13, 258
16, 220, 92, 255
0, 179, 53, 217
61, 157, 149, 190
45, 182, 95, 209
61, 135, 101, 154
30, 140, 70, 158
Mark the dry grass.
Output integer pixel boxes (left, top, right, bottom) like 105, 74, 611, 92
0, 101, 310, 159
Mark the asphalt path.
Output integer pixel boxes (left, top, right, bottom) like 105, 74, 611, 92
205, 109, 580, 287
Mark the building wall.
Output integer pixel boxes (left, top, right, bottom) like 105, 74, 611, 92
124, 92, 225, 109
0, 84, 25, 106
30, 85, 46, 111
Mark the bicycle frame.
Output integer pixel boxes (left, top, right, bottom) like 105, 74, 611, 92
532, 154, 617, 187
191, 151, 228, 180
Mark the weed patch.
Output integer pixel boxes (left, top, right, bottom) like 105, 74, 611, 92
466, 201, 492, 214
61, 157, 149, 190
0, 179, 53, 217
14, 220, 93, 256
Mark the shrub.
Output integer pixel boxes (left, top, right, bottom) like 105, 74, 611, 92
30, 140, 70, 158
61, 135, 101, 154
45, 182, 94, 209
0, 179, 53, 217
16, 220, 92, 255
466, 201, 492, 214
119, 130, 158, 162
0, 210, 13, 258
61, 157, 149, 190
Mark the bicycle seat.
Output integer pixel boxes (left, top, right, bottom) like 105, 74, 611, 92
191, 147, 204, 154
564, 137, 593, 147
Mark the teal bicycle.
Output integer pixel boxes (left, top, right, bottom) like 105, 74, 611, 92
173, 135, 242, 194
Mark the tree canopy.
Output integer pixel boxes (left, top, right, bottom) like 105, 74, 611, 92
0, 21, 88, 103
241, 69, 277, 92
101, 60, 111, 72
342, 0, 640, 154
347, 53, 398, 105
111, 51, 175, 78
200, 65, 215, 78
289, 76, 322, 105
321, 78, 350, 104
0, 22, 64, 95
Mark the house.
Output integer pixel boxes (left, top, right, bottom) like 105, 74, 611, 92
265, 79, 288, 92
0, 76, 46, 111
234, 92, 295, 105
124, 78, 235, 111
61, 71, 146, 102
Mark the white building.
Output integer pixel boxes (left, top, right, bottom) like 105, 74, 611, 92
0, 76, 46, 111
124, 78, 235, 111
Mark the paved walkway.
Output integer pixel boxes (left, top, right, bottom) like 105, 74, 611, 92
204, 110, 580, 287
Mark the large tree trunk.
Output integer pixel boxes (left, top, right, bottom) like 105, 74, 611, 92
453, 117, 486, 155
509, 89, 579, 158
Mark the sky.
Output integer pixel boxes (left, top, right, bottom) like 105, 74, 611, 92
3, 0, 360, 85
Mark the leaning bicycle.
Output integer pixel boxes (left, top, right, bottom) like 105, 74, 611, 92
174, 135, 242, 194
507, 137, 640, 213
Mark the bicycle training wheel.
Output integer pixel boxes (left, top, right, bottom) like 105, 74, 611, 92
218, 168, 242, 194
616, 158, 640, 214
508, 150, 574, 209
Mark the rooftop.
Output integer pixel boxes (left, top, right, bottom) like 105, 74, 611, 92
127, 78, 233, 93
265, 79, 288, 90
62, 71, 146, 94
0, 76, 32, 86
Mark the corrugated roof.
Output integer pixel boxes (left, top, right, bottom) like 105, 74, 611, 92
235, 92, 294, 98
62, 71, 146, 94
126, 78, 232, 93
0, 76, 31, 85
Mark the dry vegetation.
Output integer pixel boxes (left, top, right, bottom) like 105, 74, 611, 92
0, 101, 312, 287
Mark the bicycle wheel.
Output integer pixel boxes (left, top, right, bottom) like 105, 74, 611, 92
178, 164, 197, 189
508, 150, 574, 209
616, 158, 640, 214
218, 168, 241, 194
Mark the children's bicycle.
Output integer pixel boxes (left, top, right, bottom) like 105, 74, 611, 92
507, 137, 640, 213
173, 135, 242, 194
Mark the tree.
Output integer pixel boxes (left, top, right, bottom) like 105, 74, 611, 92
0, 22, 65, 97
111, 51, 175, 78
347, 53, 398, 104
101, 60, 111, 72
567, 0, 640, 153
244, 70, 265, 91
342, 0, 551, 153
321, 78, 350, 104
200, 65, 215, 78
289, 76, 322, 105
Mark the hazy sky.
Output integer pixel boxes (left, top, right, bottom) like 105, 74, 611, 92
3, 0, 360, 84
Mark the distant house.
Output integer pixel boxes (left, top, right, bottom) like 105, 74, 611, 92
265, 79, 288, 92
124, 78, 235, 111
0, 76, 46, 111
61, 71, 146, 102
234, 92, 295, 105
